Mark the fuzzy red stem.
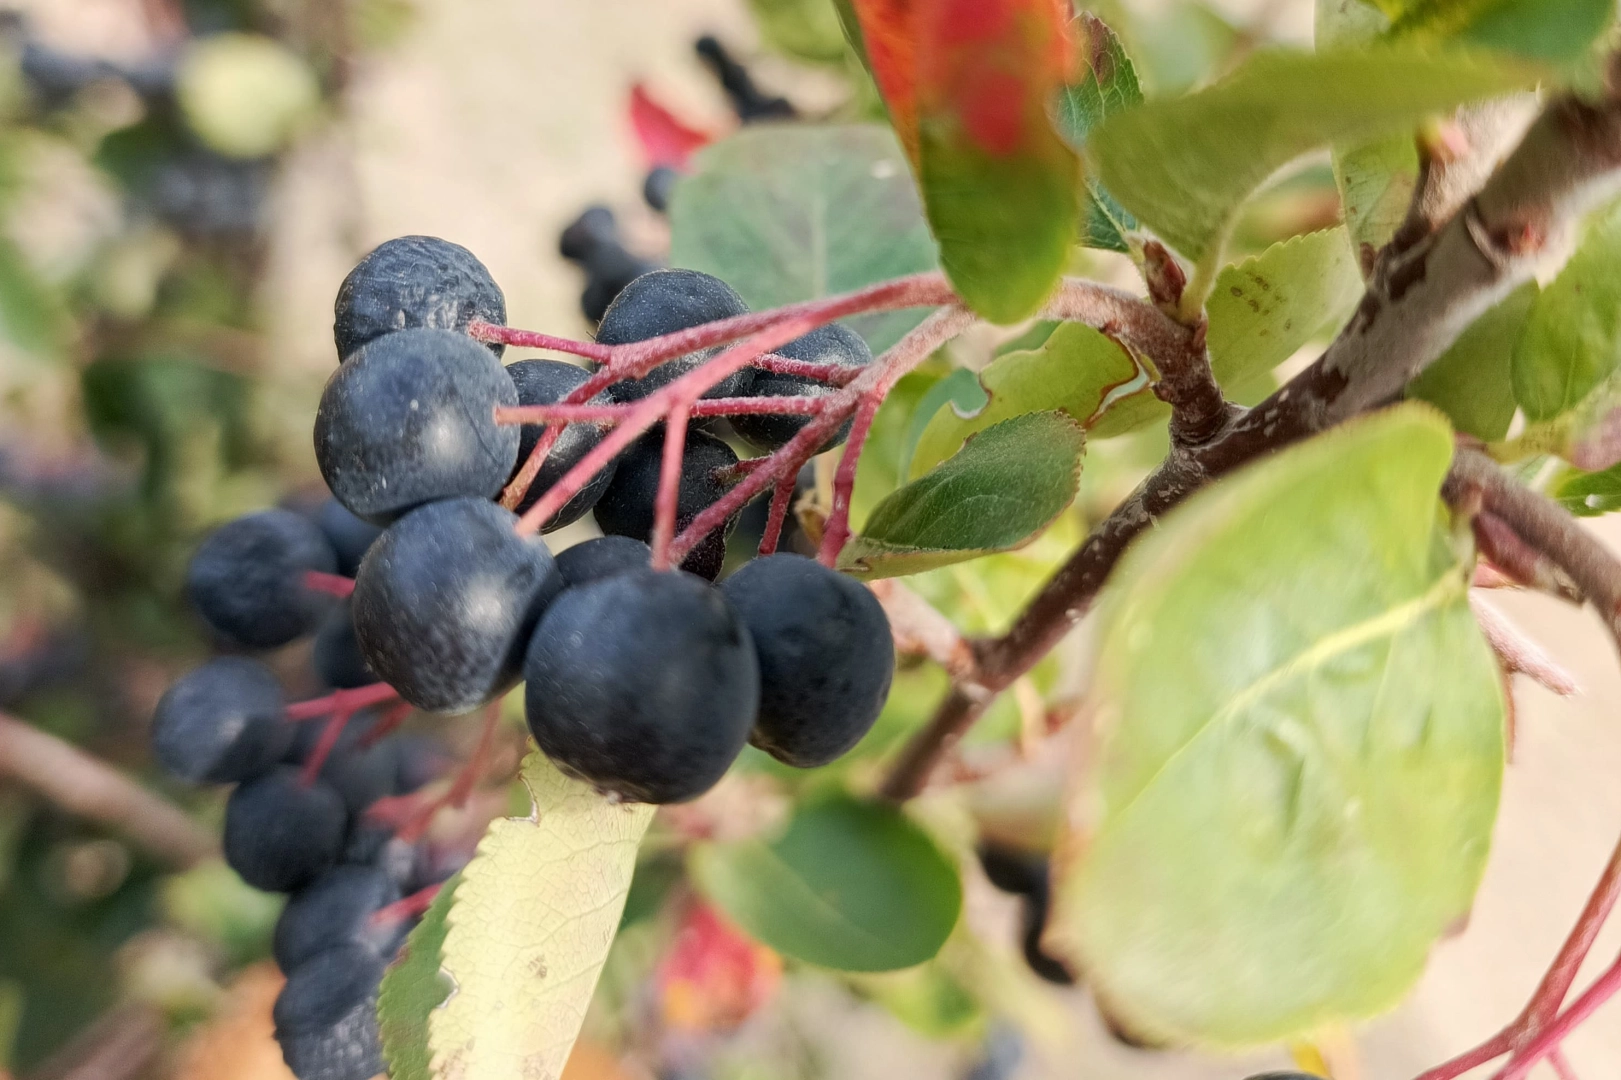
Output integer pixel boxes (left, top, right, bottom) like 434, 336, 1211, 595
391, 705, 502, 844
650, 406, 691, 572
750, 356, 863, 384
759, 472, 798, 557
817, 394, 882, 567
285, 682, 400, 722
465, 320, 611, 361
371, 882, 443, 927
1495, 954, 1621, 1080
299, 709, 352, 785
494, 395, 828, 427
1516, 835, 1621, 1033
513, 316, 830, 536
304, 570, 356, 598
497, 274, 954, 511
359, 700, 416, 749
1548, 1050, 1582, 1080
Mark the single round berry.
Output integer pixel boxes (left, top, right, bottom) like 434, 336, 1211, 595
353, 497, 563, 713
977, 843, 1046, 898
318, 741, 398, 816
559, 206, 618, 262
720, 554, 893, 767
333, 235, 505, 360
186, 509, 338, 648
505, 359, 618, 529
732, 322, 871, 452
151, 657, 291, 783
643, 166, 678, 213
314, 328, 520, 524
225, 766, 349, 892
313, 601, 375, 690
524, 568, 758, 804
273, 865, 401, 972
315, 498, 383, 577
554, 536, 651, 588
595, 268, 751, 402
274, 945, 386, 1080
591, 428, 740, 581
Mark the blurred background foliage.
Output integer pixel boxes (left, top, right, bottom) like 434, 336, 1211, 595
0, 0, 1349, 1077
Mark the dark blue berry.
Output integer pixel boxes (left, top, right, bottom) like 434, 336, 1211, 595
273, 865, 401, 972
313, 601, 374, 690
353, 498, 563, 713
524, 568, 758, 804
505, 359, 617, 530
721, 554, 894, 767
151, 657, 291, 783
274, 945, 385, 1080
185, 509, 338, 649
595, 269, 751, 402
554, 536, 651, 588
333, 235, 505, 361
314, 328, 520, 524
315, 499, 383, 577
225, 766, 349, 893
591, 428, 739, 582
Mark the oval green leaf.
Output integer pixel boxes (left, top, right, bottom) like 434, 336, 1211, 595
842, 411, 1085, 579
690, 794, 962, 972
1050, 404, 1505, 1048
669, 124, 939, 354
1091, 45, 1538, 263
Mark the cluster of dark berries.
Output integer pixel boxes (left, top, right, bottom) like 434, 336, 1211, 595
156, 233, 898, 1076
154, 495, 464, 1080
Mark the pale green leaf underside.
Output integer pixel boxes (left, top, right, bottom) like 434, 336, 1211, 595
378, 875, 460, 1080
1052, 404, 1504, 1047
841, 412, 1085, 579
690, 795, 961, 972
670, 124, 939, 353
429, 752, 653, 1080
1090, 45, 1537, 262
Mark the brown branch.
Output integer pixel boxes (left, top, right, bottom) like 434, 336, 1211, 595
867, 579, 977, 683
880, 72, 1621, 801
0, 711, 217, 868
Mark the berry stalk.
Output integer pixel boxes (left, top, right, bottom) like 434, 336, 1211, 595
650, 405, 692, 571
285, 682, 400, 722
759, 472, 798, 557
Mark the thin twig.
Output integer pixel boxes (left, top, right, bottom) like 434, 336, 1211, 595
1470, 594, 1580, 696
0, 711, 216, 868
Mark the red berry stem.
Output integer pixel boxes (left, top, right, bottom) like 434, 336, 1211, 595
388, 703, 502, 844
465, 320, 612, 362
1495, 956, 1621, 1079
650, 405, 691, 572
492, 394, 828, 427
511, 315, 827, 537
303, 570, 356, 598
816, 394, 882, 567
370, 882, 443, 927
748, 355, 863, 384
758, 472, 798, 557
284, 682, 400, 722
299, 709, 352, 785
359, 700, 416, 749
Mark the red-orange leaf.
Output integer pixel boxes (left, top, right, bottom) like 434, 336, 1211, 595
849, 0, 921, 160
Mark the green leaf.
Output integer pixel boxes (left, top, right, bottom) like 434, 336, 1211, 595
909, 324, 1137, 478
428, 752, 654, 1078
0, 236, 65, 362
1408, 280, 1536, 440
1205, 227, 1364, 391
842, 412, 1086, 579
1391, 0, 1614, 64
748, 0, 851, 64
690, 794, 961, 972
1049, 404, 1504, 1048
669, 124, 939, 353
1056, 14, 1144, 253
898, 367, 988, 480
1090, 46, 1538, 263
1512, 201, 1621, 424
1335, 135, 1419, 260
378, 874, 460, 1080
1553, 461, 1621, 516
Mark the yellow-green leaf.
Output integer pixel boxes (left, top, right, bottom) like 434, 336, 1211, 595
428, 752, 654, 1079
1050, 404, 1504, 1047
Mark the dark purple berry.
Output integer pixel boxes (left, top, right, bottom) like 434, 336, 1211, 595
313, 601, 374, 690
333, 235, 505, 361
591, 428, 739, 581
524, 568, 758, 804
353, 498, 563, 713
274, 945, 385, 1080
151, 657, 291, 784
185, 509, 338, 649
273, 865, 401, 972
314, 328, 520, 524
315, 499, 383, 577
